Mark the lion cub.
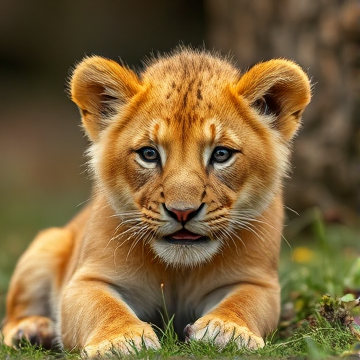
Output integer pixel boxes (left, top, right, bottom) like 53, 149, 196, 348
2, 48, 310, 357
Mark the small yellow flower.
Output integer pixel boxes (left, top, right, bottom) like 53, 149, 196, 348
294, 298, 306, 312
292, 247, 314, 263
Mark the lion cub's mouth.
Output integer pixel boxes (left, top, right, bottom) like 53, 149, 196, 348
164, 229, 209, 245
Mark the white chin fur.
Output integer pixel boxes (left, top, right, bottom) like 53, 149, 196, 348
151, 240, 221, 267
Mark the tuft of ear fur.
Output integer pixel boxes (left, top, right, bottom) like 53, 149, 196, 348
236, 59, 311, 142
70, 56, 142, 141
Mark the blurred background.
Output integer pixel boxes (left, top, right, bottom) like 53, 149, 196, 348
0, 0, 359, 317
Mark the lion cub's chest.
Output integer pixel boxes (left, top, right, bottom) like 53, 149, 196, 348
114, 269, 229, 335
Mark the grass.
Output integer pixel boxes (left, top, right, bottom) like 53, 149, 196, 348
1, 207, 360, 359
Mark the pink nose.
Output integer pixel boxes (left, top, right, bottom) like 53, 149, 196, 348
164, 204, 204, 223
171, 209, 195, 222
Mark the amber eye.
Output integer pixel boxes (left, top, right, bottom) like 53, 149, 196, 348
137, 147, 160, 163
211, 147, 233, 163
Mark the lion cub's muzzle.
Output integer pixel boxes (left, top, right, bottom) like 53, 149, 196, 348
163, 203, 210, 245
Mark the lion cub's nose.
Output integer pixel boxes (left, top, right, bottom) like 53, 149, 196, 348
164, 204, 204, 223
171, 208, 194, 222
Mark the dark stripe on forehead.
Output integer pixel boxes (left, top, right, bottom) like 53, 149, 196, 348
210, 123, 216, 142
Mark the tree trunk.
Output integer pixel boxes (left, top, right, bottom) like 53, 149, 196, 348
205, 0, 360, 220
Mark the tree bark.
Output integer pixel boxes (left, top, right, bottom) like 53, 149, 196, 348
205, 0, 360, 220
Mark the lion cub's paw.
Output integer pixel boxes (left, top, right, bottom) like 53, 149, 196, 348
184, 316, 264, 350
3, 316, 55, 349
82, 325, 160, 358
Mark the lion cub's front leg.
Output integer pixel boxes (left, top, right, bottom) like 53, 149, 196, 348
185, 283, 279, 350
60, 278, 160, 357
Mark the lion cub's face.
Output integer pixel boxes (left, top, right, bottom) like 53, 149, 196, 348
70, 50, 311, 267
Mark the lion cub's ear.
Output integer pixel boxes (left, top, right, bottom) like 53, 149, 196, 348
236, 59, 311, 142
70, 56, 142, 141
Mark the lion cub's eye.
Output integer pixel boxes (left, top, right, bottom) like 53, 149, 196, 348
137, 147, 160, 163
211, 147, 233, 163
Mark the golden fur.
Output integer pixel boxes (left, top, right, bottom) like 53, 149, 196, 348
2, 48, 311, 357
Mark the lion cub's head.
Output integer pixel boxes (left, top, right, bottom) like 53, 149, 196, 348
70, 49, 310, 267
